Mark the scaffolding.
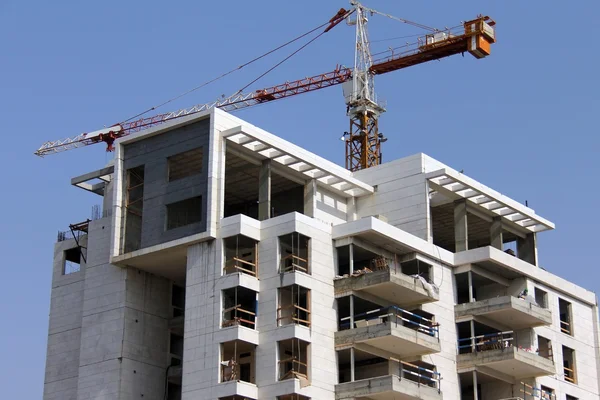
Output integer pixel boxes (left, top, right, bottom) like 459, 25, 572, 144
278, 338, 309, 382
280, 232, 309, 274
223, 235, 258, 277
277, 285, 311, 328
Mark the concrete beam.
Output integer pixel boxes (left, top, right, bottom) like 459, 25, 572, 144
455, 199, 468, 252
258, 159, 271, 221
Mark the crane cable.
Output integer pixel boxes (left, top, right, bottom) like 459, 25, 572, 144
122, 18, 339, 123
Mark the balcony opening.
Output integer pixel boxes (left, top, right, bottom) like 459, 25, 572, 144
337, 296, 438, 336
430, 198, 519, 253
224, 150, 304, 220
538, 335, 553, 362
277, 285, 310, 328
63, 247, 82, 275
279, 233, 310, 274
124, 165, 144, 253
223, 235, 258, 277
535, 287, 548, 308
277, 395, 310, 400
401, 360, 439, 388
338, 348, 387, 383
169, 332, 183, 367
562, 345, 577, 384
278, 338, 309, 383
540, 385, 555, 400
220, 340, 256, 384
455, 271, 506, 304
172, 284, 185, 318
457, 321, 517, 354
166, 196, 202, 230
401, 259, 432, 284
337, 244, 390, 276
222, 286, 257, 329
559, 298, 573, 336
168, 147, 203, 182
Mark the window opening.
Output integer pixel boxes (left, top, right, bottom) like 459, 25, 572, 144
220, 340, 255, 384
278, 338, 309, 382
279, 233, 310, 274
277, 285, 310, 328
559, 298, 573, 336
222, 287, 257, 329
540, 385, 555, 400
166, 196, 202, 230
562, 345, 576, 384
168, 147, 203, 182
124, 166, 144, 253
534, 287, 548, 308
538, 335, 553, 362
223, 235, 258, 277
63, 247, 82, 275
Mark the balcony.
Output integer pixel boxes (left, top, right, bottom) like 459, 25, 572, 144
336, 305, 440, 358
336, 360, 442, 400
335, 268, 439, 307
455, 296, 552, 330
457, 332, 555, 379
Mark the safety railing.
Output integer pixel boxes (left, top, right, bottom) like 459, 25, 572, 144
399, 361, 441, 390
278, 358, 308, 381
277, 304, 310, 328
458, 331, 514, 353
519, 382, 556, 399
222, 304, 256, 329
560, 319, 571, 335
564, 365, 576, 383
339, 305, 439, 338
280, 253, 309, 274
223, 256, 257, 277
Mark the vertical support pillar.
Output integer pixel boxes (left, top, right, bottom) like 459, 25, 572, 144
303, 178, 317, 218
490, 216, 503, 250
468, 270, 474, 302
454, 199, 468, 252
470, 319, 476, 353
347, 196, 358, 221
350, 295, 354, 330
517, 232, 538, 266
258, 159, 271, 221
472, 370, 479, 400
349, 243, 354, 274
350, 347, 355, 382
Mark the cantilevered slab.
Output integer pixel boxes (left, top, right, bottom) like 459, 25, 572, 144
222, 125, 374, 198
457, 347, 555, 379
336, 375, 442, 400
455, 296, 552, 330
335, 322, 440, 358
71, 164, 114, 195
335, 269, 439, 306
427, 168, 554, 233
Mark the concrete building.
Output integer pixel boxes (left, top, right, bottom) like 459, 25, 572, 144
43, 108, 600, 400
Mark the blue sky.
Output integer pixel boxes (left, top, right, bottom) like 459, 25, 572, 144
1, 0, 598, 397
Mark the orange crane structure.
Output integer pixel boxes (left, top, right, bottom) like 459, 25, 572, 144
34, 1, 496, 172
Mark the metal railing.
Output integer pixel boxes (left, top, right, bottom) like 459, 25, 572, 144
457, 332, 554, 363
399, 361, 441, 391
339, 305, 439, 338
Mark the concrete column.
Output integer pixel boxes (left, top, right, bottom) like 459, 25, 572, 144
350, 347, 355, 382
472, 370, 479, 400
258, 159, 271, 221
470, 319, 476, 353
350, 295, 354, 330
454, 199, 468, 252
303, 179, 317, 217
517, 233, 538, 266
490, 216, 503, 250
468, 270, 474, 302
349, 243, 354, 274
347, 196, 358, 221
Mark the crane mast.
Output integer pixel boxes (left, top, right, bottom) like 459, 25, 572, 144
343, 1, 385, 171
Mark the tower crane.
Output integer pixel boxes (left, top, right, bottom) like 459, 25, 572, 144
34, 2, 496, 172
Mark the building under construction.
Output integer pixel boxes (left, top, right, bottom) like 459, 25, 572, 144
43, 107, 600, 400
40, 2, 600, 400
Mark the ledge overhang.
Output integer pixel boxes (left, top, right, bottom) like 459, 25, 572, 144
335, 375, 442, 400
427, 168, 554, 233
222, 125, 374, 198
